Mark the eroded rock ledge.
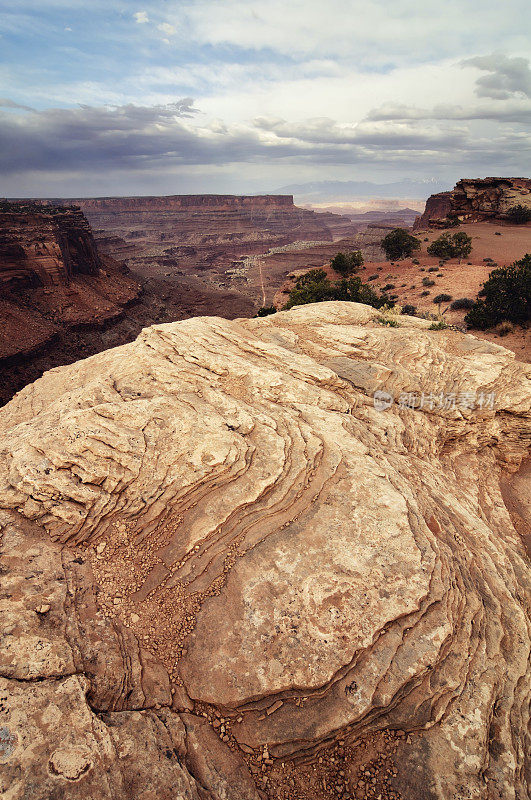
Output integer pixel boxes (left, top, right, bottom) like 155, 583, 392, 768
0, 302, 529, 800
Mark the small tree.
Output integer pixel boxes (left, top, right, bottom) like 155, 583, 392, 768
331, 250, 364, 276
427, 232, 472, 260
506, 204, 531, 225
451, 231, 472, 261
381, 229, 421, 260
465, 254, 531, 329
433, 293, 452, 314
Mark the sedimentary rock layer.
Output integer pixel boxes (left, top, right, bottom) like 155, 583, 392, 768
0, 303, 529, 799
0, 206, 101, 288
62, 194, 356, 275
415, 176, 531, 227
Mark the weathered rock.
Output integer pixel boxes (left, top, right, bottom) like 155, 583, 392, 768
0, 302, 529, 799
415, 176, 531, 228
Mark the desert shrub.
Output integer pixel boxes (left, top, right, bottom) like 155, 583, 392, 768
422, 277, 435, 287
428, 267, 438, 272
368, 274, 379, 281
429, 321, 448, 330
330, 250, 364, 276
465, 254, 531, 329
255, 305, 277, 317
495, 231, 502, 236
497, 321, 514, 336
382, 283, 396, 291
420, 290, 430, 296
427, 232, 472, 260
433, 293, 452, 304
450, 297, 475, 310
401, 304, 417, 315
377, 316, 400, 327
381, 228, 421, 260
412, 258, 419, 265
283, 269, 391, 311
506, 205, 531, 225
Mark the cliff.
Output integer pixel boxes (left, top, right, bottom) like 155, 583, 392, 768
415, 176, 531, 228
0, 203, 101, 288
0, 303, 529, 800
0, 203, 143, 403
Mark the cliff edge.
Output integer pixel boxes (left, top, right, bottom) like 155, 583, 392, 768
415, 176, 531, 228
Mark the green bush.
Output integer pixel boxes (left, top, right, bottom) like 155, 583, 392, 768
282, 269, 391, 311
429, 321, 448, 330
255, 305, 277, 317
330, 250, 364, 276
450, 297, 475, 311
427, 232, 472, 260
422, 277, 435, 287
382, 283, 396, 291
401, 304, 417, 315
465, 254, 531, 329
381, 228, 421, 260
506, 205, 531, 225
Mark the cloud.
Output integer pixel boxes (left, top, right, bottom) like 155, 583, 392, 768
157, 22, 176, 36
1, 98, 528, 187
133, 10, 149, 24
0, 97, 34, 112
367, 100, 531, 124
462, 53, 531, 99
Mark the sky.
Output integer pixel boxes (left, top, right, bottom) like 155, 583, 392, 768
0, 0, 530, 197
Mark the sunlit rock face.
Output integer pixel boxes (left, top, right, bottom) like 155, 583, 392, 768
0, 302, 529, 800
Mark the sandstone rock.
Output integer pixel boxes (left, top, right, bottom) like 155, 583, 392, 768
0, 302, 529, 799
415, 176, 531, 228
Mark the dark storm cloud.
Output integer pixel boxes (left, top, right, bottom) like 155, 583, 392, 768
0, 100, 320, 176
462, 53, 531, 99
0, 95, 529, 182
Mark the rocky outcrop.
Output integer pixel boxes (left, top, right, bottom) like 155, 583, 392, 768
0, 303, 529, 799
0, 204, 101, 288
415, 177, 531, 228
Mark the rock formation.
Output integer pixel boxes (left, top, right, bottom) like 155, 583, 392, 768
0, 302, 529, 799
0, 203, 102, 288
0, 203, 144, 406
415, 177, 531, 228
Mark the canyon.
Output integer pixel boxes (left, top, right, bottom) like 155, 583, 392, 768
0, 196, 386, 405
67, 194, 358, 281
0, 302, 529, 799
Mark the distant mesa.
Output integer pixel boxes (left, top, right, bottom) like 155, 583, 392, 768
415, 177, 531, 229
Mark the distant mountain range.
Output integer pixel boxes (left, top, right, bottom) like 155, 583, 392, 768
275, 179, 450, 202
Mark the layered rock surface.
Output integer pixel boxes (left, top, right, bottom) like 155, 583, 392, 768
0, 303, 529, 799
0, 205, 101, 288
415, 176, 531, 228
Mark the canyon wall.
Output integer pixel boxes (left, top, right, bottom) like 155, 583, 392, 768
415, 176, 531, 228
61, 194, 357, 277
0, 204, 101, 288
